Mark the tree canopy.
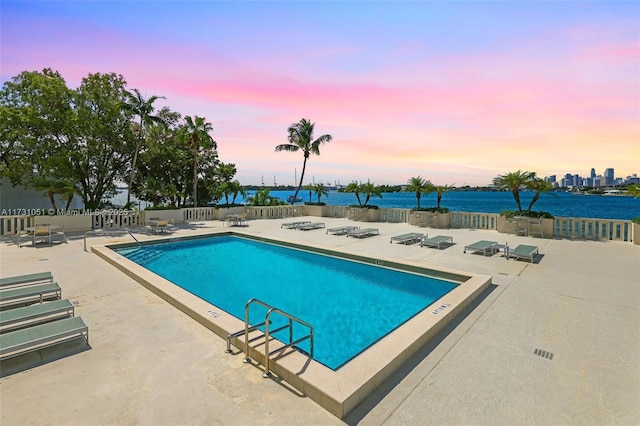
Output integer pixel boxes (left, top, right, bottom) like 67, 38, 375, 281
275, 118, 332, 204
1, 68, 233, 210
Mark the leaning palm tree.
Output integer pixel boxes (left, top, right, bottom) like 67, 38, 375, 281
228, 180, 246, 204
275, 118, 332, 204
345, 181, 363, 206
525, 178, 555, 213
404, 176, 433, 209
360, 181, 383, 207
434, 184, 455, 209
183, 115, 215, 207
493, 170, 535, 211
122, 89, 165, 205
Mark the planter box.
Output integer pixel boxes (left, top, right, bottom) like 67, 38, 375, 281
347, 207, 379, 222
35, 214, 93, 232
497, 216, 552, 239
634, 223, 640, 245
214, 207, 246, 220
302, 205, 328, 217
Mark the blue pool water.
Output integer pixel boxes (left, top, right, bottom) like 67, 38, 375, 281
116, 235, 457, 370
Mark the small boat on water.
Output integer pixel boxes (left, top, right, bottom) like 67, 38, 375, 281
287, 195, 303, 203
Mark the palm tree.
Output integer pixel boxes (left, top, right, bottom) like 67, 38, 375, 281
493, 170, 535, 211
434, 184, 455, 209
345, 181, 363, 206
313, 182, 328, 203
228, 180, 246, 204
525, 178, 555, 213
275, 118, 332, 204
360, 181, 383, 207
627, 184, 640, 198
303, 183, 314, 203
122, 89, 165, 205
404, 176, 433, 209
183, 115, 214, 207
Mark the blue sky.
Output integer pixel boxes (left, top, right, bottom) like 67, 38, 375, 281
2, 1, 639, 186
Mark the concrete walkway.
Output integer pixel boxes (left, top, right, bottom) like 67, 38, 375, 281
1, 217, 638, 425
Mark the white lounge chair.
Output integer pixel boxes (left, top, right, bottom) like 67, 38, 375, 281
390, 233, 423, 245
0, 299, 75, 333
463, 240, 498, 256
295, 222, 325, 231
347, 228, 379, 238
0, 282, 62, 309
0, 316, 89, 361
0, 272, 53, 288
507, 244, 539, 263
420, 235, 454, 250
282, 221, 310, 229
326, 226, 359, 235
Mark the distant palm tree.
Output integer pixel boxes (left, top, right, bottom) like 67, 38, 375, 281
525, 178, 555, 213
32, 176, 76, 210
122, 89, 165, 205
303, 183, 314, 203
404, 176, 433, 209
313, 182, 328, 203
627, 184, 640, 198
360, 181, 383, 207
183, 115, 214, 207
493, 170, 535, 211
275, 118, 332, 204
434, 184, 455, 209
228, 181, 246, 204
345, 181, 363, 206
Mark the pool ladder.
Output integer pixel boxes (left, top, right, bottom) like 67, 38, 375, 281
227, 298, 314, 378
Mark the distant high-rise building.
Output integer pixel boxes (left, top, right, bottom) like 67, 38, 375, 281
590, 168, 596, 178
604, 168, 615, 186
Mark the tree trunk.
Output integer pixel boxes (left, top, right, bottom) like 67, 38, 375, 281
48, 190, 58, 210
292, 156, 308, 204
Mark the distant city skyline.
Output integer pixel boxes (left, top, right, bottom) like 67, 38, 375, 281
2, 2, 638, 186
544, 166, 639, 189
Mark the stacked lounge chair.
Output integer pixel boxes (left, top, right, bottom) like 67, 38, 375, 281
0, 271, 89, 363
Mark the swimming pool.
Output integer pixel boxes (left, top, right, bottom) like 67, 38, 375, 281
96, 231, 491, 418
116, 235, 457, 370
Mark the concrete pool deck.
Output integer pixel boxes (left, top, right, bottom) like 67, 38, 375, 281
1, 217, 638, 425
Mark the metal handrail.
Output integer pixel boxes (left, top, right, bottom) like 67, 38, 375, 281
226, 320, 269, 353
83, 229, 140, 251
263, 307, 314, 377
242, 298, 314, 378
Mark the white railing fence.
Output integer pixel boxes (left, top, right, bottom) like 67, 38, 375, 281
1, 207, 635, 244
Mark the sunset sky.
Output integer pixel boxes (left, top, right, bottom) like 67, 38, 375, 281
2, 1, 639, 186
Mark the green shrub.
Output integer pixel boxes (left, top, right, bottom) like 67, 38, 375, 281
411, 207, 449, 213
632, 217, 640, 225
145, 205, 181, 211
500, 210, 554, 219
214, 203, 244, 209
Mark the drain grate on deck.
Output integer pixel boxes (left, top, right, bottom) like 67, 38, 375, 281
533, 348, 553, 360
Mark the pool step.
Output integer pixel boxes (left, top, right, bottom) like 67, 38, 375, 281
123, 247, 165, 265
